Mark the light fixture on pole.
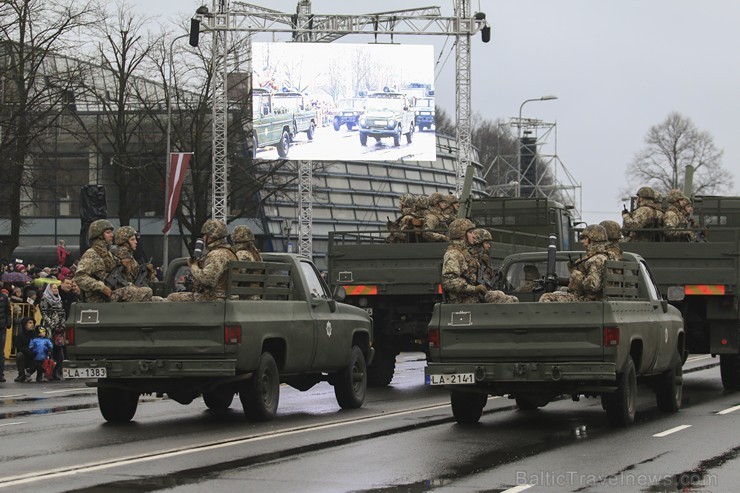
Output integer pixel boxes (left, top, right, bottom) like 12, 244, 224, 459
516, 95, 558, 198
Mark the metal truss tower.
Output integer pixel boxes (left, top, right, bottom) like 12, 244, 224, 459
197, 0, 488, 254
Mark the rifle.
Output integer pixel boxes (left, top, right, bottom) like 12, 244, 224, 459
134, 257, 154, 287
543, 234, 558, 293
104, 263, 129, 290
477, 252, 495, 290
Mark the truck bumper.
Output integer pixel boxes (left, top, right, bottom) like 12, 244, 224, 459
425, 361, 616, 384
360, 128, 399, 138
65, 359, 237, 378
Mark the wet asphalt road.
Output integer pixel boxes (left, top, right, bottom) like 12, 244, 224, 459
0, 354, 738, 493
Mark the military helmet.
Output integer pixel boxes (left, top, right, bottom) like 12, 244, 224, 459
580, 224, 608, 243
399, 193, 415, 208
114, 226, 138, 246
447, 218, 475, 240
88, 219, 114, 241
598, 220, 622, 242
201, 219, 228, 239
428, 192, 445, 206
444, 194, 460, 206
232, 225, 255, 244
636, 186, 658, 200
666, 189, 689, 204
470, 228, 492, 245
414, 196, 430, 210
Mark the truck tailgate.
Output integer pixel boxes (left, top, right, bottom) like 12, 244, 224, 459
69, 302, 226, 358
435, 303, 605, 362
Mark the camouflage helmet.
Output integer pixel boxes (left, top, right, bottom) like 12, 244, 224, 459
114, 226, 138, 246
428, 192, 446, 206
470, 228, 493, 246
636, 186, 658, 200
598, 220, 622, 242
447, 218, 475, 240
88, 219, 114, 241
666, 189, 688, 204
414, 196, 430, 210
580, 224, 608, 243
200, 219, 228, 240
444, 194, 460, 206
399, 193, 415, 208
232, 225, 255, 244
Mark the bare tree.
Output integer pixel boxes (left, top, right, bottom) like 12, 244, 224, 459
625, 112, 732, 196
0, 0, 95, 260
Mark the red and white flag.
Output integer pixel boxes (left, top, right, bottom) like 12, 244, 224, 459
162, 152, 193, 235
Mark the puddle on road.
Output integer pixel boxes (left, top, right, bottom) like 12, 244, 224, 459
641, 445, 740, 492
0, 403, 100, 419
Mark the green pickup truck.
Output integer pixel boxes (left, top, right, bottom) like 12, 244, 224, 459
425, 251, 685, 427
64, 253, 373, 423
358, 91, 415, 147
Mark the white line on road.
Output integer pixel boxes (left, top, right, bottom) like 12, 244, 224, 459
0, 394, 26, 399
653, 424, 692, 437
43, 388, 95, 395
502, 485, 532, 493
0, 422, 26, 428
686, 355, 712, 362
717, 404, 740, 415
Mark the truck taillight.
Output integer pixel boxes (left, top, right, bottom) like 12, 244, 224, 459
604, 326, 620, 347
65, 325, 75, 346
428, 328, 440, 348
225, 325, 242, 345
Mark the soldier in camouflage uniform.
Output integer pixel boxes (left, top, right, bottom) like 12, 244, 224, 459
599, 220, 623, 261
517, 265, 542, 292
469, 228, 518, 303
442, 218, 480, 303
540, 224, 609, 303
233, 225, 262, 262
386, 194, 418, 243
167, 219, 237, 302
114, 227, 154, 284
441, 194, 459, 226
621, 186, 664, 241
76, 220, 153, 302
422, 192, 450, 242
663, 189, 695, 242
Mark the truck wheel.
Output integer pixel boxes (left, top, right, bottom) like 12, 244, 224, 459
203, 390, 234, 411
277, 131, 290, 158
720, 353, 740, 391
333, 118, 341, 131
347, 123, 355, 131
98, 387, 139, 423
307, 121, 315, 141
367, 347, 396, 387
393, 129, 401, 147
240, 352, 280, 421
655, 351, 683, 412
333, 346, 367, 409
451, 391, 487, 424
405, 124, 413, 144
602, 356, 637, 427
359, 132, 368, 146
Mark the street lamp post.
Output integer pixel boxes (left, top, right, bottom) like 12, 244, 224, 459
163, 33, 189, 268
516, 95, 558, 198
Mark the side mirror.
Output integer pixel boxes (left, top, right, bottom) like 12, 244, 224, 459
333, 285, 346, 302
660, 299, 668, 313
328, 299, 337, 313
666, 286, 685, 302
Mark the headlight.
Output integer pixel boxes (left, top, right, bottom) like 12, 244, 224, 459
388, 119, 396, 129
359, 117, 366, 127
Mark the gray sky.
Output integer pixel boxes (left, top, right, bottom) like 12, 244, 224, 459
132, 0, 740, 225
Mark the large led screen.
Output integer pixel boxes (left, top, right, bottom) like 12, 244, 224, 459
251, 42, 435, 162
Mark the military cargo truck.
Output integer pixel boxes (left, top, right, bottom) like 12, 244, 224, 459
328, 195, 578, 386
622, 195, 740, 390
64, 254, 373, 423
425, 251, 685, 427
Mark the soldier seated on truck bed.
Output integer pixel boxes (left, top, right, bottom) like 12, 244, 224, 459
540, 224, 609, 303
621, 186, 664, 241
663, 189, 697, 242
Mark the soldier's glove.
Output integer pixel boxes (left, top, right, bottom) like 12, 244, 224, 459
101, 286, 113, 299
475, 284, 487, 294
146, 263, 156, 275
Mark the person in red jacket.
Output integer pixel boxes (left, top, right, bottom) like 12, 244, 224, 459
57, 240, 70, 267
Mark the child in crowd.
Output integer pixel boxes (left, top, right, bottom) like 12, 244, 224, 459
28, 326, 53, 382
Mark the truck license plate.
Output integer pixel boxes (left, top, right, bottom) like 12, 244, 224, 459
426, 373, 474, 385
63, 367, 107, 379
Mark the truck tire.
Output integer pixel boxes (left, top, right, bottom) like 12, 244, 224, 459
203, 390, 234, 411
360, 132, 368, 146
347, 123, 355, 131
405, 124, 413, 144
307, 121, 315, 141
98, 387, 139, 423
333, 118, 341, 131
333, 345, 367, 409
450, 391, 487, 424
602, 356, 637, 427
367, 348, 396, 387
240, 352, 280, 421
720, 353, 740, 391
393, 128, 401, 147
654, 351, 683, 413
277, 131, 290, 158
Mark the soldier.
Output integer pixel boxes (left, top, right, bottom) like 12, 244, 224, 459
442, 218, 480, 303
517, 264, 542, 292
167, 219, 238, 302
599, 220, 623, 260
76, 220, 153, 302
114, 226, 155, 284
386, 194, 418, 243
621, 186, 664, 241
233, 225, 262, 262
441, 194, 459, 226
663, 189, 695, 242
540, 224, 609, 302
469, 228, 518, 303
421, 192, 449, 242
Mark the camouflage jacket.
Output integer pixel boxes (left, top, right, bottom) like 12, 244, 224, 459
442, 241, 479, 303
663, 206, 694, 242
235, 244, 263, 262
622, 203, 664, 241
115, 245, 143, 283
568, 246, 609, 301
189, 240, 237, 300
75, 239, 117, 303
422, 210, 449, 242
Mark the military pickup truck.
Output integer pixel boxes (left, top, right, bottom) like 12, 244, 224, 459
252, 88, 294, 158
412, 97, 435, 131
425, 251, 685, 427
64, 253, 373, 423
358, 91, 415, 147
272, 91, 318, 141
333, 97, 365, 131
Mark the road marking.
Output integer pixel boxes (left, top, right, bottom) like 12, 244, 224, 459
0, 394, 26, 399
0, 422, 26, 428
686, 355, 712, 362
502, 485, 532, 493
43, 388, 95, 395
653, 424, 691, 437
717, 404, 740, 415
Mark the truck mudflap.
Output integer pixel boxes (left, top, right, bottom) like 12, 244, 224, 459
65, 359, 237, 378
425, 361, 616, 384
